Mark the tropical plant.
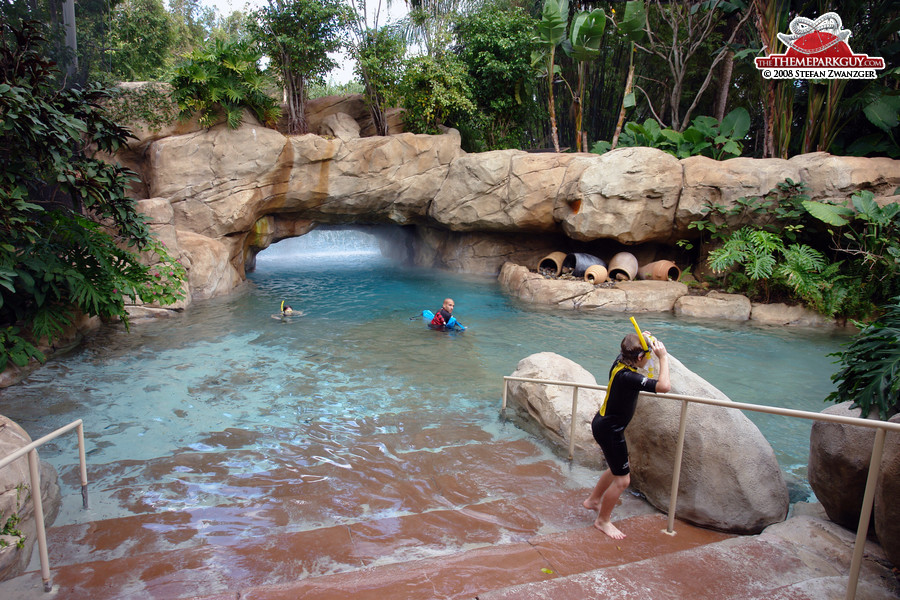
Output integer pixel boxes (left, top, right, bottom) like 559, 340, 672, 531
562, 7, 605, 152
802, 190, 900, 317
452, 0, 541, 151
531, 0, 568, 152
249, 0, 350, 134
103, 83, 179, 134
170, 37, 280, 129
353, 26, 406, 136
610, 0, 646, 150
398, 53, 476, 134
107, 0, 175, 81
0, 20, 186, 372
827, 296, 900, 421
593, 108, 750, 160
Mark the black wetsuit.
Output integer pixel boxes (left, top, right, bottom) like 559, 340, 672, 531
591, 357, 657, 476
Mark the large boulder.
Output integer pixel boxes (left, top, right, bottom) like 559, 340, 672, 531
808, 402, 883, 531
557, 147, 682, 244
875, 414, 900, 568
750, 302, 828, 326
0, 415, 61, 581
177, 231, 243, 300
505, 353, 605, 468
676, 156, 801, 237
430, 151, 594, 233
674, 291, 752, 321
628, 354, 789, 533
506, 352, 789, 533
789, 152, 900, 204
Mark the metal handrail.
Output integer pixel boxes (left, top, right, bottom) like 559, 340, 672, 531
501, 375, 900, 600
0, 419, 89, 592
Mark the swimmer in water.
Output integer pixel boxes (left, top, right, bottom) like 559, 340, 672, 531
273, 301, 304, 320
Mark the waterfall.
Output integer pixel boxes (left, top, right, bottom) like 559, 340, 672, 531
255, 225, 409, 267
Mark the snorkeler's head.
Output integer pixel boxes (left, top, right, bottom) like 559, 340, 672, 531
283, 305, 293, 314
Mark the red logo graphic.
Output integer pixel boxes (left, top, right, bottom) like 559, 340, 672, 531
755, 12, 885, 80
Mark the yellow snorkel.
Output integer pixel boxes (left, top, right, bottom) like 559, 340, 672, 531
630, 316, 648, 351
280, 300, 285, 313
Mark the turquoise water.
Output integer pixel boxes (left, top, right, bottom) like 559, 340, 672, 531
0, 228, 850, 525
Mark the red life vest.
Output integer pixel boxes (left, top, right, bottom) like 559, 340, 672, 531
430, 309, 449, 330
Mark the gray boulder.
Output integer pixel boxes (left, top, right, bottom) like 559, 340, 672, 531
0, 415, 61, 582
808, 402, 878, 530
628, 354, 789, 533
506, 353, 605, 468
875, 414, 900, 568
506, 352, 789, 534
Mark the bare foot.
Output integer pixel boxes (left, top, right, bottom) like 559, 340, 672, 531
582, 498, 599, 511
593, 517, 626, 540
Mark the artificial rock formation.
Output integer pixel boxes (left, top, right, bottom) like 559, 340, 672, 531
110, 95, 900, 311
506, 352, 789, 534
809, 402, 900, 564
0, 416, 61, 581
875, 414, 900, 569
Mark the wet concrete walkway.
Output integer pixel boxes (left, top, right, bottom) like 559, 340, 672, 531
0, 412, 897, 599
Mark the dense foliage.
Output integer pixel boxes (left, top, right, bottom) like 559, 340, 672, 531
399, 54, 476, 135
827, 297, 900, 420
354, 26, 406, 136
107, 0, 175, 81
452, 0, 543, 151
0, 20, 185, 371
171, 38, 280, 129
249, 0, 350, 134
592, 108, 750, 159
685, 180, 900, 320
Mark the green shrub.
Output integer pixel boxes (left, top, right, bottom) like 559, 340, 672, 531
827, 297, 900, 420
398, 54, 476, 135
591, 108, 750, 160
170, 38, 280, 129
103, 83, 179, 133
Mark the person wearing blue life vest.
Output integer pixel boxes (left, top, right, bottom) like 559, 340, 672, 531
583, 331, 670, 540
428, 298, 464, 330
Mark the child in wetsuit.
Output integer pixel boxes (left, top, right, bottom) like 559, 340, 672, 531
583, 331, 670, 539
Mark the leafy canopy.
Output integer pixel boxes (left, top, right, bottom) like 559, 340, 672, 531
0, 19, 186, 372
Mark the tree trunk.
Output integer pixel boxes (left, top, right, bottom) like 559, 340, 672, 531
548, 47, 560, 153
714, 49, 734, 122
611, 44, 634, 151
284, 68, 308, 135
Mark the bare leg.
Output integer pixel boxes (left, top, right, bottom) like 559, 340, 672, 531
583, 469, 614, 511
593, 474, 630, 540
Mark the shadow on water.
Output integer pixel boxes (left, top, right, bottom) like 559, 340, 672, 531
0, 226, 851, 527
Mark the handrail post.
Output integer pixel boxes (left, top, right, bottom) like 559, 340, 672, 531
665, 399, 689, 535
845, 427, 886, 600
27, 449, 52, 592
77, 421, 89, 509
568, 386, 579, 460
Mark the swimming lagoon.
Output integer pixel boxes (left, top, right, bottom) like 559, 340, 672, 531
0, 227, 850, 528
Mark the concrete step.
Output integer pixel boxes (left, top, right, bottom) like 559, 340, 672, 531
46, 435, 571, 569
479, 514, 900, 600
0, 511, 727, 600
